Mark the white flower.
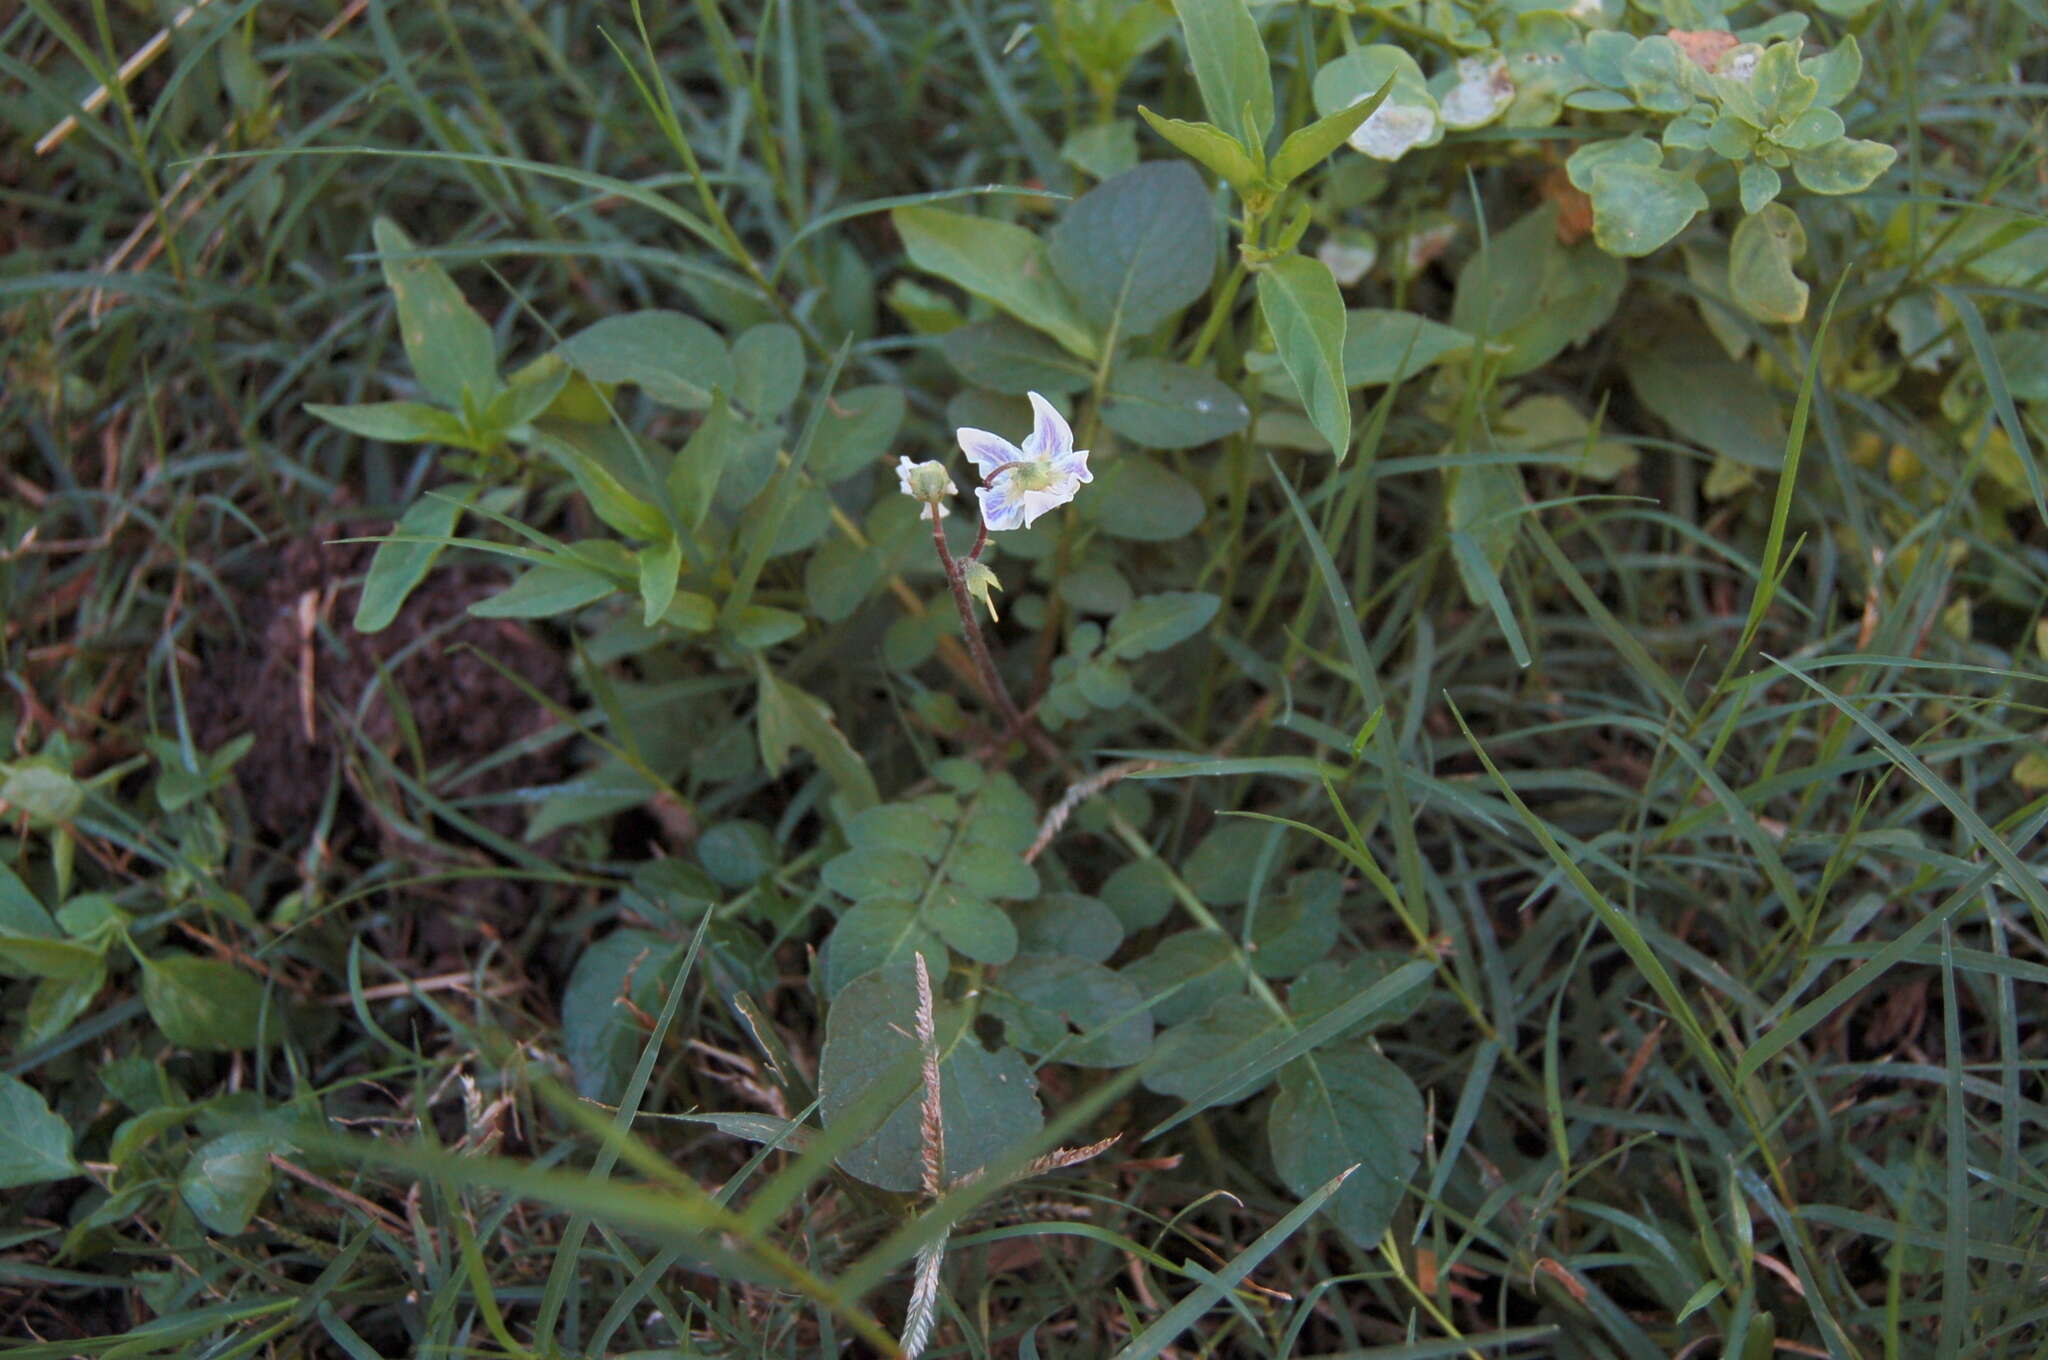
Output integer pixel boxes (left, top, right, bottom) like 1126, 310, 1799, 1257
896, 455, 955, 520
955, 391, 1092, 532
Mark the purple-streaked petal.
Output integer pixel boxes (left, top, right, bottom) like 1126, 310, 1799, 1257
1050, 445, 1092, 484
976, 481, 1027, 532
1017, 485, 1076, 528
957, 427, 1022, 478
1021, 391, 1072, 462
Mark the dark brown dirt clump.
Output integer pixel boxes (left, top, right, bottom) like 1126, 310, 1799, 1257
186, 516, 575, 850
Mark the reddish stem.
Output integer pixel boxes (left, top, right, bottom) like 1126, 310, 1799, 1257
930, 506, 1026, 734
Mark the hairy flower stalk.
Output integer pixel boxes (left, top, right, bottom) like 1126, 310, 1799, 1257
902, 392, 1092, 751
926, 504, 1031, 737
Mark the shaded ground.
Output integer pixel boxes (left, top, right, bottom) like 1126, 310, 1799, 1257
185, 515, 577, 934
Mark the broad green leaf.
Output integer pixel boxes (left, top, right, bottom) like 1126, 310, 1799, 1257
532, 427, 668, 541
724, 604, 805, 649
1144, 995, 1286, 1109
1746, 41, 1817, 125
1, 761, 82, 828
1450, 203, 1625, 376
1944, 208, 2048, 289
1248, 870, 1340, 979
1578, 152, 1707, 257
1135, 108, 1259, 193
0, 864, 57, 939
927, 891, 1018, 965
303, 401, 469, 446
1061, 119, 1140, 181
562, 930, 685, 1100
1014, 894, 1124, 962
817, 965, 1043, 1192
469, 560, 617, 619
1121, 930, 1240, 1024
0, 934, 104, 981
822, 900, 948, 998
1085, 453, 1206, 540
373, 217, 499, 408
1312, 47, 1440, 162
1803, 35, 1862, 108
1789, 137, 1898, 195
891, 206, 1097, 359
483, 362, 571, 435
1075, 658, 1134, 709
1500, 393, 1636, 480
668, 389, 742, 530
1729, 203, 1810, 325
1268, 1042, 1425, 1244
1288, 955, 1429, 1031
846, 801, 956, 861
0, 1074, 79, 1188
180, 1132, 275, 1235
1738, 161, 1782, 216
1257, 256, 1350, 457
731, 323, 804, 419
1620, 35, 1696, 114
1183, 821, 1274, 905
1105, 591, 1220, 659
1171, 0, 1273, 146
987, 954, 1152, 1067
755, 673, 880, 813
1342, 309, 1472, 387
1101, 859, 1175, 930
637, 538, 682, 626
1270, 78, 1391, 185
948, 845, 1040, 901
56, 893, 126, 940
942, 317, 1094, 395
355, 486, 475, 633
694, 821, 776, 888
824, 847, 930, 901
555, 310, 734, 411
140, 952, 277, 1051
809, 385, 908, 481
960, 774, 1038, 851
1446, 449, 1528, 608
25, 968, 103, 1048
1101, 358, 1248, 449
766, 481, 850, 558
1563, 134, 1660, 194
1774, 108, 1843, 151
1048, 162, 1216, 342
804, 537, 884, 622
1625, 327, 1787, 469
662, 591, 716, 632
1060, 564, 1135, 616
1989, 330, 2048, 402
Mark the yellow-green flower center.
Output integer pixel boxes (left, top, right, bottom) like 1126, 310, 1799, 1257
1007, 459, 1056, 492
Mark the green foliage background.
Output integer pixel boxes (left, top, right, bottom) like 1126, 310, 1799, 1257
2, 0, 2046, 1355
